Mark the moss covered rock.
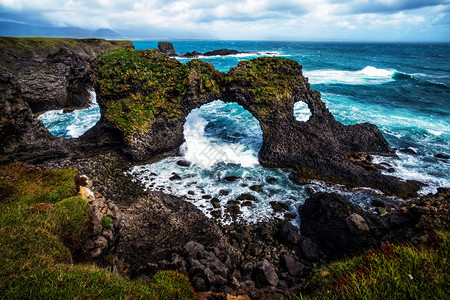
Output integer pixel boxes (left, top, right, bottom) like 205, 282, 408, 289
94, 48, 419, 197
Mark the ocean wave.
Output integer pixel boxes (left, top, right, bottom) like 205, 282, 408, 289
181, 107, 259, 169
304, 66, 396, 85
38, 89, 100, 138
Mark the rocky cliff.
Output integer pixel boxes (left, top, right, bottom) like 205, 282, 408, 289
93, 48, 419, 197
0, 37, 133, 163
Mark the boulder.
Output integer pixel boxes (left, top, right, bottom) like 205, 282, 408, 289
157, 41, 177, 56
252, 260, 279, 287
300, 192, 378, 259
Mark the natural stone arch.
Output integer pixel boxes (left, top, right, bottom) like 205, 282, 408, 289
93, 48, 419, 197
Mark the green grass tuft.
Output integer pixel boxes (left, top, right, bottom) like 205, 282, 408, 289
102, 215, 112, 228
300, 231, 450, 299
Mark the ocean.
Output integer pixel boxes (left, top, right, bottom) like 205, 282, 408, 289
39, 41, 450, 225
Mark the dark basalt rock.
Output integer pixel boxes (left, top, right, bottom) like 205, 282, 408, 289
203, 49, 241, 56
0, 37, 133, 163
182, 49, 241, 58
157, 41, 177, 57
299, 192, 379, 259
299, 190, 450, 260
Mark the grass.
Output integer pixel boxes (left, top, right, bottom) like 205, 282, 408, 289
0, 36, 133, 55
0, 162, 197, 299
298, 231, 449, 299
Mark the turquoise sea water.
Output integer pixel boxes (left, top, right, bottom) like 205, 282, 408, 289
39, 41, 450, 224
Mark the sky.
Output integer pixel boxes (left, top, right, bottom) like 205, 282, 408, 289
0, 0, 449, 41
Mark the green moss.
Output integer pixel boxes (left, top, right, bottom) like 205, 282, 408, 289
95, 49, 219, 139
102, 215, 112, 228
226, 57, 303, 105
301, 231, 450, 299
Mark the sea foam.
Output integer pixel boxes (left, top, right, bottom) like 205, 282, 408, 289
304, 66, 396, 85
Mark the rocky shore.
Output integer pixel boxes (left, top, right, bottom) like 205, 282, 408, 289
1, 38, 448, 299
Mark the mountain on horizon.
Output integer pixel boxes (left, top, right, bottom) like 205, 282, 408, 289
0, 21, 124, 39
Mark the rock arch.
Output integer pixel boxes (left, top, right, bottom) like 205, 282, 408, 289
93, 49, 419, 197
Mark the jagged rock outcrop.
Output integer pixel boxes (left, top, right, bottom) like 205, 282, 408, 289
0, 37, 133, 163
94, 48, 419, 197
158, 41, 177, 57
299, 189, 450, 259
183, 49, 242, 58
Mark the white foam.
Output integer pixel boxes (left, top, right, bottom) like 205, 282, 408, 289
304, 66, 396, 85
294, 101, 312, 122
181, 108, 259, 168
38, 89, 100, 138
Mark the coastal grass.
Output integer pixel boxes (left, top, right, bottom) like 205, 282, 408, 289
0, 162, 196, 299
0, 36, 133, 55
298, 231, 449, 299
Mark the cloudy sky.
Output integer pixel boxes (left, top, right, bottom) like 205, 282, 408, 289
1, 0, 449, 41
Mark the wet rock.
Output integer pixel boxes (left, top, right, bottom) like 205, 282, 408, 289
227, 200, 241, 215
435, 153, 449, 159
211, 198, 221, 209
270, 201, 289, 213
400, 148, 417, 155
253, 260, 279, 287
266, 177, 278, 184
224, 176, 240, 182
306, 187, 316, 196
182, 51, 202, 58
283, 213, 296, 221
177, 160, 191, 167
169, 173, 181, 180
241, 201, 253, 207
250, 185, 263, 192
202, 195, 212, 200
219, 190, 230, 196
236, 193, 257, 201
203, 49, 241, 56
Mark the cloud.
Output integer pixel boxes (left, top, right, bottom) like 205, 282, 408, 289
0, 0, 449, 41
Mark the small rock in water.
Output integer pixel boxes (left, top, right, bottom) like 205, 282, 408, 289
176, 160, 191, 167
249, 185, 263, 192
169, 173, 181, 181
376, 207, 387, 215
284, 213, 296, 221
266, 177, 277, 184
219, 190, 230, 196
224, 176, 240, 182
211, 198, 221, 209
226, 200, 241, 215
202, 195, 212, 200
270, 201, 289, 213
387, 168, 396, 173
188, 191, 195, 195
435, 153, 449, 159
241, 201, 253, 207
306, 187, 316, 196
400, 148, 417, 155
371, 199, 387, 208
236, 193, 257, 201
